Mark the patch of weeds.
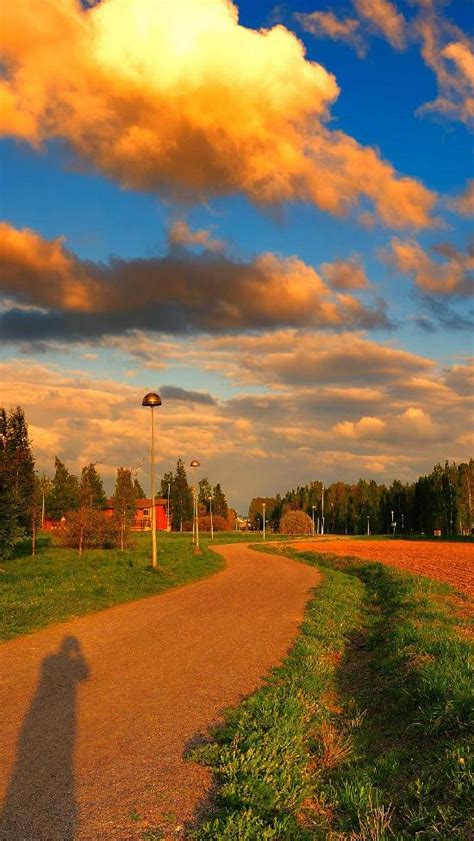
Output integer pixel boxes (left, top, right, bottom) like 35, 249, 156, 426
191, 545, 473, 840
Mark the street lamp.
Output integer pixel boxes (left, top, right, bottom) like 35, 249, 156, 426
262, 502, 266, 540
142, 391, 162, 569
208, 495, 214, 540
367, 515, 370, 536
311, 505, 315, 536
167, 481, 171, 531
190, 459, 200, 551
321, 484, 325, 535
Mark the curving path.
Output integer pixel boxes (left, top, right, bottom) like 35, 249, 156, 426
0, 544, 319, 840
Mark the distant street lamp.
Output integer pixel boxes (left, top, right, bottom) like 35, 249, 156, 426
262, 502, 266, 540
311, 505, 316, 537
321, 484, 325, 535
142, 392, 162, 569
208, 495, 214, 540
367, 515, 370, 536
167, 481, 171, 531
190, 460, 201, 550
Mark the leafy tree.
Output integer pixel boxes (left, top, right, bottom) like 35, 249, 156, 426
47, 457, 80, 520
61, 509, 120, 552
80, 463, 107, 509
113, 468, 137, 550
280, 510, 312, 535
247, 497, 277, 528
212, 483, 229, 518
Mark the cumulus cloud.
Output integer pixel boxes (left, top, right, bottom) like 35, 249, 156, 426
321, 256, 371, 289
190, 330, 434, 387
385, 238, 474, 296
2, 348, 471, 510
0, 221, 391, 344
447, 180, 474, 217
0, 0, 437, 227
168, 220, 226, 252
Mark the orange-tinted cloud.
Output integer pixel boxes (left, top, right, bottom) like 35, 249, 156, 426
385, 238, 474, 296
168, 220, 226, 252
447, 179, 474, 217
321, 256, 371, 289
0, 0, 437, 227
0, 221, 390, 342
354, 0, 406, 50
295, 10, 366, 56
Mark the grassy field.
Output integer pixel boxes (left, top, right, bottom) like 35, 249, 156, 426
0, 531, 231, 641
189, 546, 473, 840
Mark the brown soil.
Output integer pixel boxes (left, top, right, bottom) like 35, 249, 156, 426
292, 537, 474, 598
0, 544, 319, 840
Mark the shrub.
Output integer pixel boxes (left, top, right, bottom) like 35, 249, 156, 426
198, 514, 231, 532
280, 510, 313, 535
60, 508, 120, 550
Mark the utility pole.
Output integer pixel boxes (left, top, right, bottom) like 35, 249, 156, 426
262, 502, 266, 540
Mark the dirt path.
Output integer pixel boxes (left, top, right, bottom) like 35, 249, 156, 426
0, 544, 319, 840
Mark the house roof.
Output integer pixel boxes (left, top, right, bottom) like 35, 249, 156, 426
105, 497, 168, 509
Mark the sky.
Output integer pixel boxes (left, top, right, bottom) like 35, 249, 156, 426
0, 0, 473, 512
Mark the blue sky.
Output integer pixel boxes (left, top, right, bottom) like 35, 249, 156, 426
1, 0, 472, 510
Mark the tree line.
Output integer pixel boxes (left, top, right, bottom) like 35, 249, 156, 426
248, 460, 473, 536
0, 405, 233, 558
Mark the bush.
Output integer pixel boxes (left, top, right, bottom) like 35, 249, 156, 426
60, 509, 120, 550
280, 510, 313, 535
198, 514, 231, 532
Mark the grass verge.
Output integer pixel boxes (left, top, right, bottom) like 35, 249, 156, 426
189, 547, 473, 840
0, 532, 227, 641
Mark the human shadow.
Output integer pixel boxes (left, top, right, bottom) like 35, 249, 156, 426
0, 636, 89, 841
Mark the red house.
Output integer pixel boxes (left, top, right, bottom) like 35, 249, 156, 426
104, 498, 169, 531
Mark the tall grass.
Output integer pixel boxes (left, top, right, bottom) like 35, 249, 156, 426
190, 548, 473, 840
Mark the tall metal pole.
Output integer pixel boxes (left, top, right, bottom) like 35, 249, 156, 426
367, 515, 370, 536
150, 406, 157, 569
263, 502, 266, 540
209, 496, 214, 540
321, 485, 325, 535
195, 487, 200, 549
312, 505, 315, 536
192, 487, 196, 544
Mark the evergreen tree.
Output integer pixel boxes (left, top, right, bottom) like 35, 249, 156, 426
212, 483, 229, 518
113, 468, 136, 550
47, 457, 80, 519
133, 477, 145, 498
0, 408, 17, 559
160, 470, 174, 500
171, 458, 193, 530
80, 463, 107, 509
5, 406, 35, 533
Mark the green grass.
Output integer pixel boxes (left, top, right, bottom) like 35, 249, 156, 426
0, 531, 230, 641
189, 546, 473, 840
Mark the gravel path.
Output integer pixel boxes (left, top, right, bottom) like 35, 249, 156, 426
0, 543, 319, 840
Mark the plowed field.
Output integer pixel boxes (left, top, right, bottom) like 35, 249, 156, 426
292, 538, 474, 597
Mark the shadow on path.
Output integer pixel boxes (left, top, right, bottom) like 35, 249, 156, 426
0, 636, 89, 841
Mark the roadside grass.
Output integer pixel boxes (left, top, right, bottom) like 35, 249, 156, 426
189, 547, 473, 840
0, 531, 227, 641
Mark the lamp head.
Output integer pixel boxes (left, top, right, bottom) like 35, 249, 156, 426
190, 459, 200, 468
142, 392, 162, 407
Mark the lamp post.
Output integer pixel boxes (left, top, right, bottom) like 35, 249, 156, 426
167, 481, 171, 531
262, 502, 266, 540
190, 460, 200, 551
311, 505, 315, 537
208, 495, 214, 540
367, 515, 370, 536
142, 392, 162, 569
321, 484, 325, 535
